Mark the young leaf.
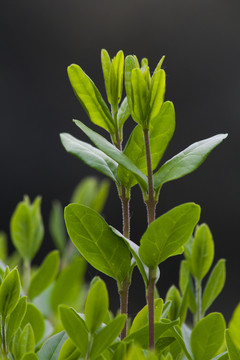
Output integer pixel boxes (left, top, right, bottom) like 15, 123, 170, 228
59, 305, 88, 357
21, 303, 45, 343
49, 200, 67, 253
58, 338, 81, 360
130, 298, 163, 334
117, 97, 131, 138
125, 55, 138, 118
6, 296, 27, 345
60, 133, 120, 184
131, 68, 149, 125
118, 101, 175, 189
10, 196, 44, 261
37, 331, 68, 360
19, 324, 35, 358
190, 312, 225, 360
0, 268, 20, 318
139, 203, 201, 269
67, 64, 115, 135
85, 278, 109, 333
90, 314, 126, 360
202, 259, 226, 314
50, 256, 86, 312
228, 303, 240, 350
28, 250, 60, 300
149, 69, 165, 122
225, 329, 240, 360
153, 134, 228, 191
73, 119, 148, 190
165, 286, 181, 321
64, 204, 131, 282
21, 353, 38, 360
101, 49, 112, 104
191, 224, 214, 280
179, 260, 196, 314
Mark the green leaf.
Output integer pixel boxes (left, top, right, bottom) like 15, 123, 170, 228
50, 256, 86, 312
0, 268, 20, 318
111, 50, 124, 106
153, 134, 228, 191
6, 296, 27, 345
60, 133, 120, 184
130, 298, 163, 334
21, 303, 45, 343
165, 286, 181, 321
139, 203, 201, 269
28, 250, 59, 300
58, 338, 81, 360
229, 303, 240, 350
179, 260, 196, 314
117, 97, 131, 138
49, 200, 67, 252
74, 119, 148, 191
202, 259, 226, 314
0, 231, 7, 261
67, 64, 115, 134
64, 204, 131, 282
118, 101, 175, 189
10, 196, 44, 261
131, 68, 149, 125
149, 69, 165, 122
190, 312, 225, 360
225, 329, 240, 360
59, 305, 88, 356
19, 324, 35, 359
155, 337, 176, 353
169, 326, 192, 360
85, 278, 109, 333
90, 314, 126, 360
124, 319, 179, 349
37, 331, 68, 360
21, 353, 38, 360
211, 352, 229, 360
112, 342, 127, 360
191, 224, 214, 280
71, 177, 110, 214
101, 49, 112, 104
125, 55, 138, 118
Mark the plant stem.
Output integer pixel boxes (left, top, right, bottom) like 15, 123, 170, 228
143, 128, 157, 349
23, 259, 31, 296
194, 278, 202, 325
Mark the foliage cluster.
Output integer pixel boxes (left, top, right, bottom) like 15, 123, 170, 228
0, 50, 238, 359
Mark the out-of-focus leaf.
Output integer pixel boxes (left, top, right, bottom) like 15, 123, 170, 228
49, 201, 67, 252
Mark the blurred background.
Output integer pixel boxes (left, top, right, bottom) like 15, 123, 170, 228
0, 0, 239, 321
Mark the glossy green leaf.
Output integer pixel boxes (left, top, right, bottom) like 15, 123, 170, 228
225, 329, 240, 360
58, 337, 81, 360
49, 200, 67, 252
59, 305, 88, 356
118, 101, 175, 189
28, 250, 60, 300
0, 268, 20, 318
64, 204, 131, 282
202, 259, 226, 314
191, 224, 214, 280
111, 50, 124, 106
117, 97, 131, 138
149, 69, 165, 122
74, 119, 148, 190
90, 314, 126, 360
130, 298, 163, 334
21, 353, 38, 360
125, 55, 138, 118
139, 203, 201, 269
131, 68, 149, 125
19, 324, 35, 359
85, 278, 109, 333
67, 64, 115, 134
71, 177, 110, 214
60, 133, 119, 184
50, 256, 86, 312
124, 319, 179, 349
10, 196, 44, 261
190, 312, 225, 360
37, 331, 68, 360
153, 134, 228, 191
101, 49, 112, 104
229, 303, 240, 350
6, 296, 27, 345
21, 303, 45, 343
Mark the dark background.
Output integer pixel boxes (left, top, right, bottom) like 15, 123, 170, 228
0, 0, 239, 321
